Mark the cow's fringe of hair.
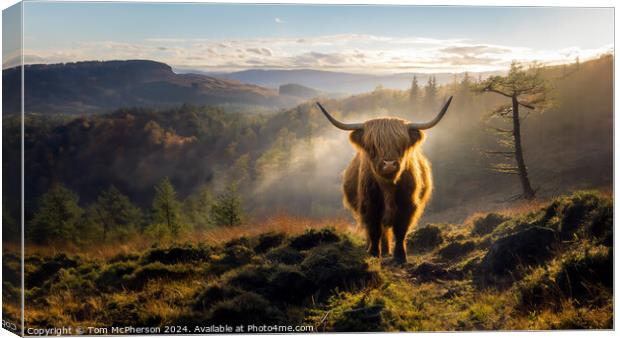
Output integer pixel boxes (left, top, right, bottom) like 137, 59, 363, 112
362, 118, 411, 155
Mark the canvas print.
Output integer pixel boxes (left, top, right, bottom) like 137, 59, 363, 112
1, 2, 614, 335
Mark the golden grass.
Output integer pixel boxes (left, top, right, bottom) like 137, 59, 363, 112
11, 214, 362, 259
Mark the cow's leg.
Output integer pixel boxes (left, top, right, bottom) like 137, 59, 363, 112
392, 209, 414, 264
359, 178, 384, 258
381, 227, 391, 256
361, 201, 383, 258
392, 223, 409, 264
365, 221, 383, 257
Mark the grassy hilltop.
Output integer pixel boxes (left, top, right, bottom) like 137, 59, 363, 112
3, 190, 612, 332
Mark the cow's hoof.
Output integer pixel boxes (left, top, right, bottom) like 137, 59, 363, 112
368, 248, 381, 258
392, 255, 407, 265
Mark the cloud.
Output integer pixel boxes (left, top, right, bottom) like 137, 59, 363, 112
440, 45, 512, 56
19, 34, 614, 73
246, 47, 273, 57
274, 17, 283, 24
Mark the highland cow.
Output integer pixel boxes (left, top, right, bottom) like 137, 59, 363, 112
317, 97, 453, 264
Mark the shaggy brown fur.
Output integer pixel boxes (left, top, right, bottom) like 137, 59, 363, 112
342, 118, 432, 264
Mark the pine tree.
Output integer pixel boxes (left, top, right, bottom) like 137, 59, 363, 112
474, 61, 552, 200
93, 185, 142, 241
409, 74, 419, 103
183, 184, 213, 230
210, 184, 244, 227
152, 178, 183, 237
29, 183, 83, 243
424, 75, 438, 106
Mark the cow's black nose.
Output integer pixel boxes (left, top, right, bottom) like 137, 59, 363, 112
383, 160, 396, 166
382, 160, 398, 171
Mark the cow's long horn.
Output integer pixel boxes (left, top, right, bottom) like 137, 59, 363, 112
316, 102, 363, 131
408, 96, 453, 130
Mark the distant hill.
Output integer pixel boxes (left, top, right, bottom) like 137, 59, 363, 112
198, 68, 503, 94
2, 60, 301, 114
278, 83, 322, 99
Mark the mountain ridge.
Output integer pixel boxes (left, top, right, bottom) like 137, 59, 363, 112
2, 60, 302, 115
181, 67, 505, 93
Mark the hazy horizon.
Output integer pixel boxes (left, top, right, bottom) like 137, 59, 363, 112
2, 3, 614, 74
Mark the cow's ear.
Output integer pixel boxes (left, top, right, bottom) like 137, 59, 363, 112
408, 129, 424, 146
349, 129, 365, 148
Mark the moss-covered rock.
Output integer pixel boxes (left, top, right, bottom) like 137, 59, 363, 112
125, 262, 193, 289
476, 226, 556, 287
407, 224, 443, 254
300, 240, 381, 298
437, 241, 475, 261
141, 243, 211, 265
193, 284, 244, 312
265, 246, 305, 265
409, 262, 464, 282
95, 261, 137, 291
26, 253, 79, 288
471, 213, 509, 236
555, 246, 612, 304
541, 191, 608, 240
290, 227, 341, 250
254, 232, 286, 253
208, 244, 254, 274
207, 292, 287, 326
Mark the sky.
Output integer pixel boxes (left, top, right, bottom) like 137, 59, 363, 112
3, 2, 615, 73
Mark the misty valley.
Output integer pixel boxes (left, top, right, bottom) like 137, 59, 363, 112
2, 54, 613, 331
